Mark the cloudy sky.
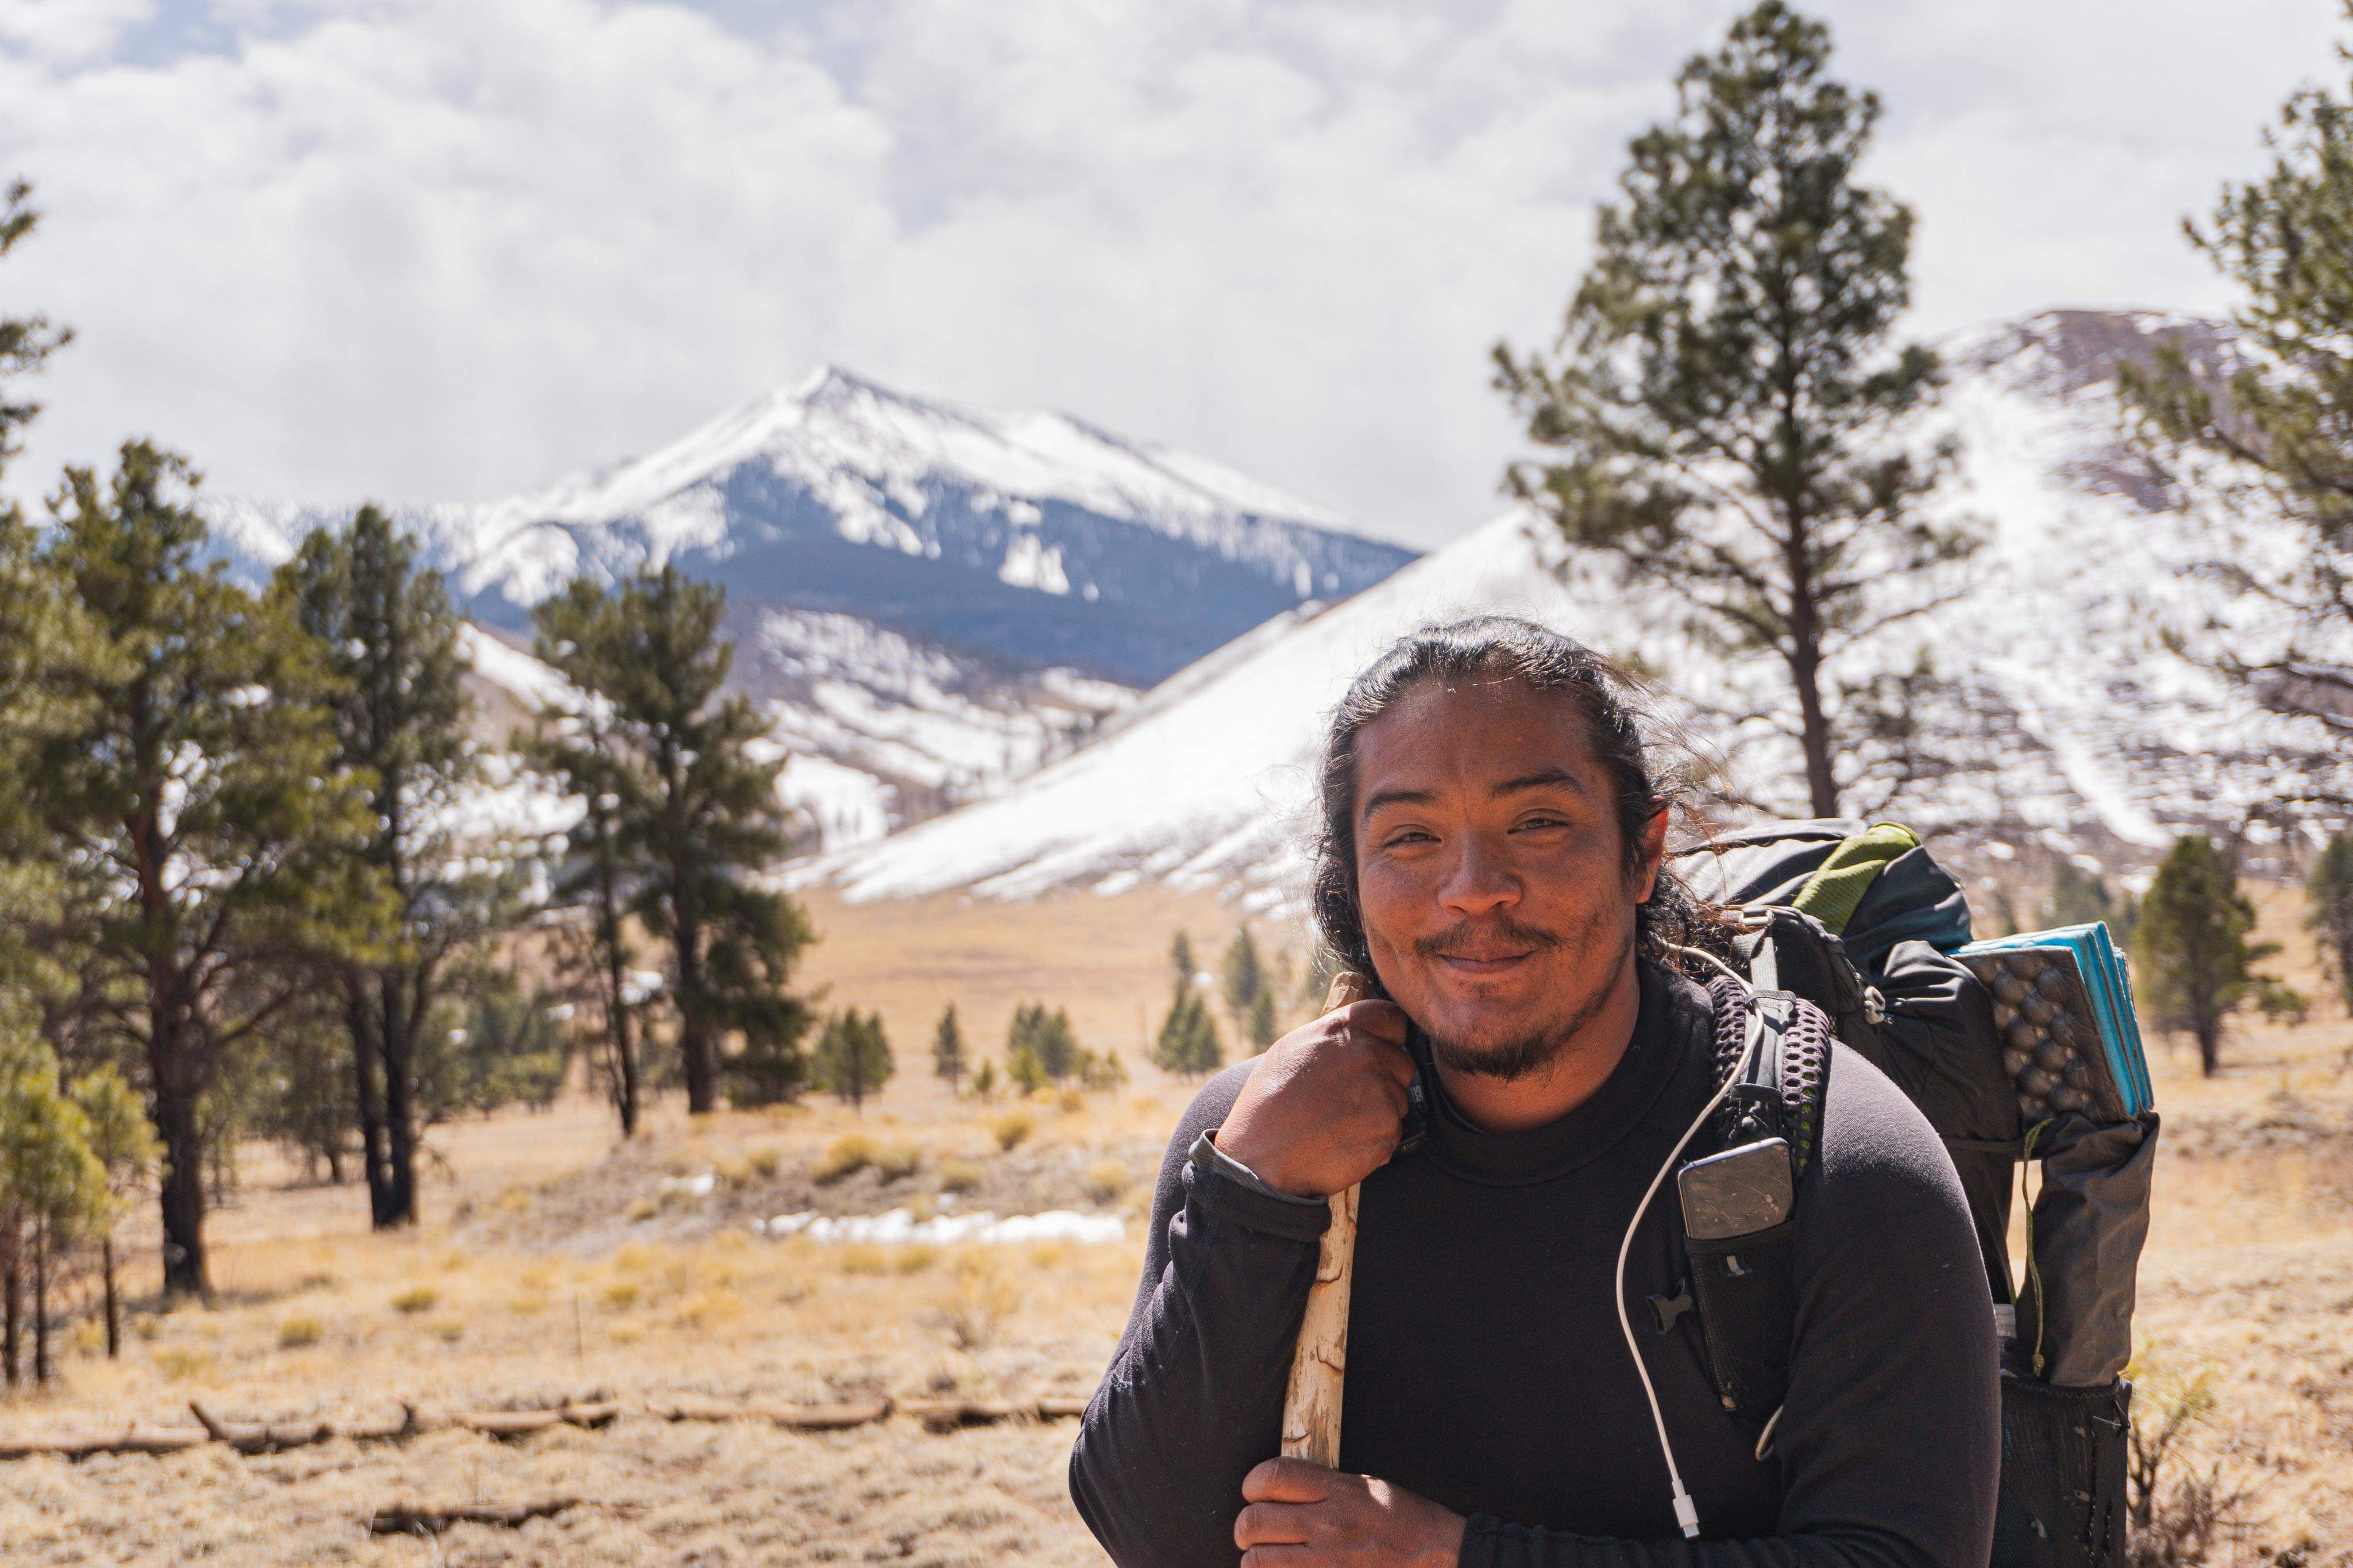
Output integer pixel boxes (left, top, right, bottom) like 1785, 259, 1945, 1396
1, 0, 2344, 549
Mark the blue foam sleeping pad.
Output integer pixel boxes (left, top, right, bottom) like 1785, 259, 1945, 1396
1957, 922, 2153, 1120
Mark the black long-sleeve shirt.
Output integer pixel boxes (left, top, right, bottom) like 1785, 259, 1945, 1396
1069, 961, 1999, 1568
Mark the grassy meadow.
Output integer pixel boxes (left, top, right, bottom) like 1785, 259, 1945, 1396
0, 885, 2343, 1565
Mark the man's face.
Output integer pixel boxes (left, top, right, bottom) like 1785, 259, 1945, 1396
1351, 675, 1663, 1079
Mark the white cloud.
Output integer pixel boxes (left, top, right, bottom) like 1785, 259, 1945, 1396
0, 0, 2343, 549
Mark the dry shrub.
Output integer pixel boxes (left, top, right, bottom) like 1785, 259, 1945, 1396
429, 1317, 465, 1343
2129, 1366, 2266, 1568
1058, 1087, 1088, 1115
747, 1146, 782, 1178
390, 1285, 438, 1314
938, 1158, 985, 1195
840, 1245, 888, 1276
153, 1346, 213, 1381
673, 1287, 745, 1331
937, 1255, 1023, 1351
276, 1316, 323, 1349
873, 1141, 923, 1182
623, 1195, 658, 1222
895, 1245, 939, 1275
1083, 1160, 1133, 1204
601, 1281, 640, 1312
816, 1134, 878, 1184
990, 1110, 1036, 1152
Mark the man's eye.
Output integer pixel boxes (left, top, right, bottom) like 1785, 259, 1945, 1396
1382, 828, 1435, 848
1514, 815, 1570, 832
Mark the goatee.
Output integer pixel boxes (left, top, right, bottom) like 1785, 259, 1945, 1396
1425, 925, 1635, 1083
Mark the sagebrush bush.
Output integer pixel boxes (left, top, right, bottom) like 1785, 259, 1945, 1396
1083, 1160, 1133, 1204
873, 1141, 923, 1182
816, 1134, 878, 1183
937, 1256, 1022, 1351
391, 1285, 438, 1314
277, 1316, 323, 1349
937, 1158, 985, 1195
990, 1110, 1035, 1152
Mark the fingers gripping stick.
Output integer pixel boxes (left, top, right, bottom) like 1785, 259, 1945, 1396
1280, 971, 1372, 1467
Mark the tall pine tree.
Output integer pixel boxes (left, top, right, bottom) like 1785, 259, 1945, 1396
273, 505, 502, 1227
2120, 56, 2353, 803
26, 445, 384, 1293
529, 567, 813, 1114
813, 1009, 892, 1113
932, 1003, 968, 1094
1494, 2, 1976, 817
2309, 830, 2353, 1018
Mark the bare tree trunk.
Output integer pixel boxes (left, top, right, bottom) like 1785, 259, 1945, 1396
32, 1219, 49, 1387
4, 1249, 19, 1387
379, 970, 418, 1226
2197, 1021, 2220, 1077
349, 983, 395, 1228
152, 1022, 210, 1298
102, 1234, 119, 1359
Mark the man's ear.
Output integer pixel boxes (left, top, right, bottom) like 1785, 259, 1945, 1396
1633, 808, 1669, 902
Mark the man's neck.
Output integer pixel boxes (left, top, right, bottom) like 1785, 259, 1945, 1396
1433, 956, 1644, 1135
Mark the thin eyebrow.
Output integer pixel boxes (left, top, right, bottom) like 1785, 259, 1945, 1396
1491, 768, 1588, 800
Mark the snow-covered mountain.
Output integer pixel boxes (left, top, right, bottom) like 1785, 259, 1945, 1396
793, 309, 2317, 907
208, 366, 1414, 688
205, 367, 1417, 848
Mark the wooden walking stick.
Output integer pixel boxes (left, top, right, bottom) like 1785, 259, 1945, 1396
1280, 970, 1372, 1467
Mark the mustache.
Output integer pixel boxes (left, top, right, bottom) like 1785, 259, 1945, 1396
1411, 916, 1568, 960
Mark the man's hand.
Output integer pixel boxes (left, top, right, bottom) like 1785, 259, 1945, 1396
1213, 999, 1415, 1199
1234, 1457, 1465, 1567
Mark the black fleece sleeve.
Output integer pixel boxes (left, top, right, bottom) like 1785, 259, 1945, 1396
1459, 1047, 2001, 1568
1069, 1064, 1332, 1568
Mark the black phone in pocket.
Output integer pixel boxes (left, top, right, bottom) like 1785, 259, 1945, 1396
1677, 1137, 1793, 1241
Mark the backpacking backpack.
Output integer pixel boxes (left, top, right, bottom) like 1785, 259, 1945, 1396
1669, 821, 2159, 1568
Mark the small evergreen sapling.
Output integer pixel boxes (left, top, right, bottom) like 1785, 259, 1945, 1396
2309, 830, 2353, 1018
2132, 835, 2283, 1077
813, 1009, 892, 1113
932, 1003, 968, 1094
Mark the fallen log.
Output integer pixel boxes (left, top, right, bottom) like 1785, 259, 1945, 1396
897, 1397, 1049, 1431
0, 1424, 211, 1461
456, 1401, 620, 1439
648, 1396, 893, 1430
190, 1400, 419, 1454
369, 1498, 580, 1536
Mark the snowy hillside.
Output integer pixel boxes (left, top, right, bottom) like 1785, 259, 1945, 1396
205, 366, 1421, 849
206, 366, 1414, 688
794, 309, 2317, 906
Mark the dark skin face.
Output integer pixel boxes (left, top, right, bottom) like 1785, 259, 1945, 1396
1214, 673, 1672, 1563
1353, 674, 1665, 1132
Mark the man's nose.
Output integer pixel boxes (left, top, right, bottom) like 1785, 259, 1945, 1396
1438, 834, 1521, 917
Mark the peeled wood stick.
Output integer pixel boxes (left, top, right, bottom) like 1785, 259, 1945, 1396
1280, 970, 1372, 1467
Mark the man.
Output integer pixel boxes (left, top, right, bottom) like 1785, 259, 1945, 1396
1069, 619, 1999, 1568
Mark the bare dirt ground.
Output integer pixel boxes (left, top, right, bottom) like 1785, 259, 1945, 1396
0, 885, 2343, 1565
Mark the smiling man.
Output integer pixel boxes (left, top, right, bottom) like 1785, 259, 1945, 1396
1069, 619, 1999, 1568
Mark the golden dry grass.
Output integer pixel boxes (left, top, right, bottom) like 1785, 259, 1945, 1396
0, 885, 2342, 1564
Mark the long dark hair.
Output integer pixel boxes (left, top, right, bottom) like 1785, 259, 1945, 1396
1309, 616, 1712, 979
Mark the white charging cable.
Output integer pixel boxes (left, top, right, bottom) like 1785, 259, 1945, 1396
1619, 943, 1761, 1538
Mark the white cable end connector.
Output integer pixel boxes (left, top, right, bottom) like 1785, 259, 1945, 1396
1672, 1485, 1701, 1539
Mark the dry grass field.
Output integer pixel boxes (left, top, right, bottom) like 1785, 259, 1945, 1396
0, 884, 2343, 1566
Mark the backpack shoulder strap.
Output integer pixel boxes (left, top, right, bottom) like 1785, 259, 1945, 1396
1679, 979, 1836, 1424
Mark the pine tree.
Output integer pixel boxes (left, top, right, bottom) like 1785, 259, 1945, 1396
2133, 835, 2282, 1077
0, 1036, 107, 1385
1248, 987, 1280, 1052
971, 1059, 998, 1100
2309, 830, 2353, 1017
520, 644, 646, 1135
272, 506, 504, 1227
67, 1067, 153, 1358
932, 1004, 969, 1094
1170, 932, 1196, 992
0, 180, 71, 482
813, 1009, 892, 1113
1493, 2, 1976, 818
528, 569, 815, 1117
25, 445, 385, 1295
1221, 927, 1266, 1035
2119, 65, 2353, 795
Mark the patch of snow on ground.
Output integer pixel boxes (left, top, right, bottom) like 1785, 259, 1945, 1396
753, 1208, 1124, 1245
